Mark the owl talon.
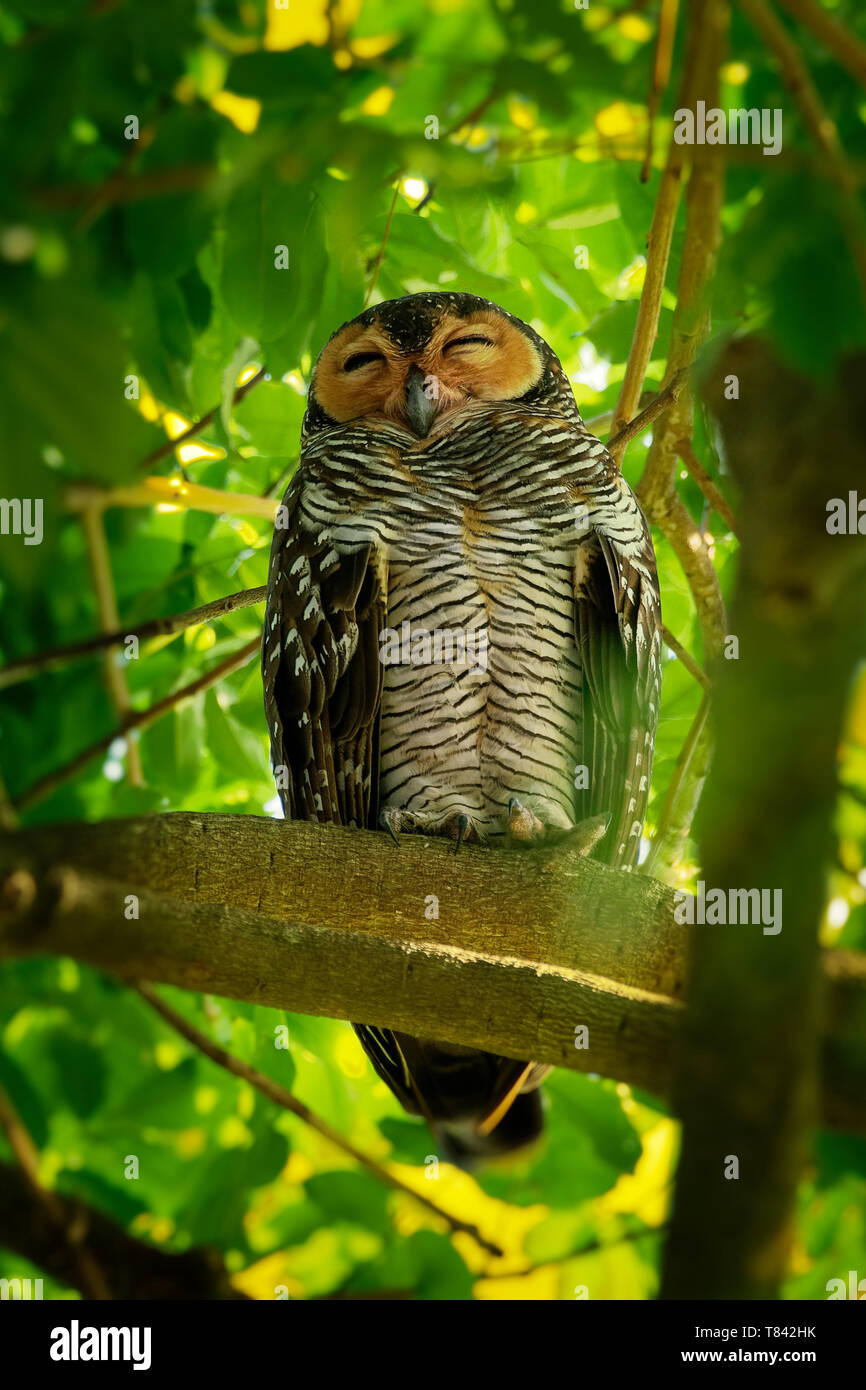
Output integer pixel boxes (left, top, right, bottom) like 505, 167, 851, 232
454, 814, 471, 855
378, 808, 402, 849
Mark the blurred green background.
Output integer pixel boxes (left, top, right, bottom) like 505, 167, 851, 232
0, 0, 864, 1299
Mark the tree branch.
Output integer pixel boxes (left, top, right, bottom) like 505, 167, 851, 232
80, 503, 144, 787
661, 338, 866, 1298
66, 477, 278, 522
677, 436, 741, 539
661, 625, 711, 691
135, 367, 267, 472
0, 815, 863, 1132
643, 693, 711, 878
605, 369, 688, 454
777, 0, 866, 90
0, 1161, 246, 1300
609, 0, 729, 459
10, 639, 259, 813
135, 982, 503, 1258
0, 1087, 111, 1299
0, 587, 267, 691
364, 183, 401, 307
642, 0, 680, 182
738, 0, 866, 300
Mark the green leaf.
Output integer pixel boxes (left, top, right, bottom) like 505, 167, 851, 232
221, 178, 327, 355
44, 1031, 107, 1120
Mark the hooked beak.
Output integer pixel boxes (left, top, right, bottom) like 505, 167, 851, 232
405, 363, 438, 438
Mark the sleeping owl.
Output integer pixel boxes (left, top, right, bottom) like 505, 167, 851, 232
262, 291, 661, 1164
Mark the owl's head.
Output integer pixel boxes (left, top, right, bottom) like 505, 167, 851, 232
304, 292, 577, 438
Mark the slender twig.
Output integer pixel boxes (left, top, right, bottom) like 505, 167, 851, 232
608, 160, 683, 459
0, 587, 267, 691
606, 370, 687, 454
609, 0, 727, 461
0, 1084, 111, 1299
677, 438, 741, 539
32, 163, 217, 210
662, 626, 711, 691
738, 0, 866, 299
136, 367, 267, 472
642, 0, 680, 181
632, 1, 728, 875
777, 0, 866, 91
73, 97, 171, 236
33, 135, 864, 216
442, 88, 500, 140
499, 134, 866, 177
383, 87, 500, 187
80, 505, 144, 787
638, 0, 729, 661
364, 183, 401, 308
262, 460, 298, 499
12, 638, 260, 814
133, 982, 504, 1260
642, 693, 711, 877
480, 1218, 671, 1279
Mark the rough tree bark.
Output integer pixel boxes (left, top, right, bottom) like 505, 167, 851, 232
0, 814, 864, 1130
661, 342, 866, 1299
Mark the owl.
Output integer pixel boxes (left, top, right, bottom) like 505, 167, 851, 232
262, 291, 661, 1165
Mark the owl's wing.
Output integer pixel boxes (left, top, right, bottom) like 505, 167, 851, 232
262, 471, 387, 828
574, 472, 662, 869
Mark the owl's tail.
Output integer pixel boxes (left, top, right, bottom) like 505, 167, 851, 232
437, 1091, 544, 1169
354, 1026, 546, 1170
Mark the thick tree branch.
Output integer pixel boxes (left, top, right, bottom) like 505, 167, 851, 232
661, 340, 866, 1299
0, 814, 684, 997
0, 1087, 111, 1300
0, 815, 863, 1132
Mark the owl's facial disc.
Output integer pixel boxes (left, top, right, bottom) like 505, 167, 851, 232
312, 310, 544, 433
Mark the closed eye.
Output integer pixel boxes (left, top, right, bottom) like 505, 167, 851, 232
343, 351, 385, 372
444, 335, 494, 351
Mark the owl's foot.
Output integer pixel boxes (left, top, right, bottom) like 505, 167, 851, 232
379, 806, 414, 847
552, 812, 611, 857
379, 806, 481, 853
448, 812, 479, 855
506, 797, 547, 844
505, 799, 610, 857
